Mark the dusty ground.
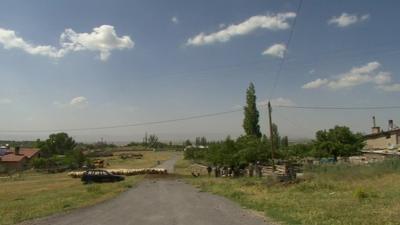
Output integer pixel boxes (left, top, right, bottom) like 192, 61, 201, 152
22, 155, 269, 225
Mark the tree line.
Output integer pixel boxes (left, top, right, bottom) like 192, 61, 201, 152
184, 82, 365, 167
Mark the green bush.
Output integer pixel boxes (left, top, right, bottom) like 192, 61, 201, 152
33, 149, 88, 172
32, 158, 47, 169
353, 187, 369, 200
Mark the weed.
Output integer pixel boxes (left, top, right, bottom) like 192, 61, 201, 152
86, 184, 104, 194
124, 183, 133, 188
353, 187, 369, 200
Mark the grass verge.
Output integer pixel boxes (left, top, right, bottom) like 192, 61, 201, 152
175, 159, 400, 225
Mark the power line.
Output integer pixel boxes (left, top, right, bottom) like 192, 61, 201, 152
0, 108, 245, 133
1, 103, 399, 133
270, 0, 303, 98
274, 105, 400, 110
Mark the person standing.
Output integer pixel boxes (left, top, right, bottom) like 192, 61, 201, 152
207, 165, 212, 177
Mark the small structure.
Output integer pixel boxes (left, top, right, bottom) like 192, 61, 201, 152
0, 147, 40, 171
358, 117, 400, 164
0, 154, 28, 170
364, 117, 400, 150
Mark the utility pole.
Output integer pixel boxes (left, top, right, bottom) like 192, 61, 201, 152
268, 101, 275, 171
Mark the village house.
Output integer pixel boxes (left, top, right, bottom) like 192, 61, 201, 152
0, 146, 40, 171
353, 117, 400, 164
364, 117, 400, 150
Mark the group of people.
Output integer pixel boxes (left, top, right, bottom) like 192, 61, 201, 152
203, 162, 263, 178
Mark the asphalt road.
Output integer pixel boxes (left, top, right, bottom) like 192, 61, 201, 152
23, 156, 270, 225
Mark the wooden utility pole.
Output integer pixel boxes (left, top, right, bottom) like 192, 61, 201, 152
268, 101, 275, 171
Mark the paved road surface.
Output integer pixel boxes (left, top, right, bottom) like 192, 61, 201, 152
23, 155, 269, 225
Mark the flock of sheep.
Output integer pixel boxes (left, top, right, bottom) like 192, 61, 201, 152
68, 168, 168, 178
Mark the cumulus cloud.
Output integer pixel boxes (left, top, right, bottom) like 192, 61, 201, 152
328, 13, 369, 27
0, 25, 134, 61
302, 61, 399, 91
262, 43, 286, 58
70, 96, 88, 106
0, 28, 63, 58
186, 12, 296, 46
60, 25, 134, 61
0, 98, 12, 104
171, 16, 179, 24
302, 78, 329, 89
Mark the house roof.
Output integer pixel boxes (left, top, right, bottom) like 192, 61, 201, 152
364, 129, 400, 139
0, 154, 26, 162
0, 148, 39, 162
19, 148, 40, 158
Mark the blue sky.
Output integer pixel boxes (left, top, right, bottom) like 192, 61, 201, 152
0, 0, 399, 142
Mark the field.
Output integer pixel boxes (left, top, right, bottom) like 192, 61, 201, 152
0, 150, 176, 225
175, 159, 400, 225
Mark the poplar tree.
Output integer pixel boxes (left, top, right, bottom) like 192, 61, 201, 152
243, 83, 262, 138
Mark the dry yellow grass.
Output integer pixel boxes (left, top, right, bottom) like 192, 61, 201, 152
0, 150, 176, 225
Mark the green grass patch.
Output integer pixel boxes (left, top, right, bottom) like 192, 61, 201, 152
176, 158, 400, 225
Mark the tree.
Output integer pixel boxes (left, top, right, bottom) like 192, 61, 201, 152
287, 143, 313, 158
243, 83, 262, 138
236, 135, 270, 165
195, 137, 201, 146
184, 139, 192, 146
195, 136, 207, 146
39, 133, 76, 156
313, 126, 364, 161
272, 123, 281, 150
281, 136, 289, 149
200, 137, 207, 146
148, 134, 159, 148
206, 136, 238, 167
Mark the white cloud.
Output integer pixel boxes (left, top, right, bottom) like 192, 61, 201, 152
0, 98, 12, 104
0, 25, 134, 61
60, 25, 134, 61
171, 16, 179, 24
377, 84, 400, 92
373, 72, 392, 85
219, 23, 226, 28
262, 43, 286, 58
70, 96, 88, 106
302, 78, 329, 89
327, 62, 389, 89
349, 61, 379, 74
302, 61, 397, 91
328, 13, 369, 27
186, 12, 296, 46
0, 28, 63, 58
